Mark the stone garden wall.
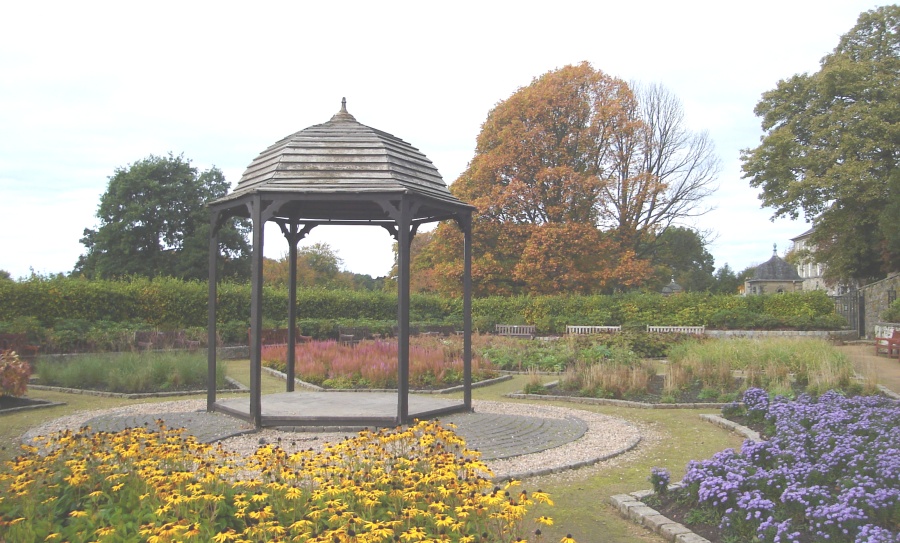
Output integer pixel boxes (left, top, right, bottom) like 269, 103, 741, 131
862, 272, 900, 338
705, 329, 858, 341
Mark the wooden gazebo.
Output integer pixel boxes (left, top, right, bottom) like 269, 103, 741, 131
206, 100, 475, 428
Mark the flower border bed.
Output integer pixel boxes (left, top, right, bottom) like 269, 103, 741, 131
616, 389, 900, 542
27, 376, 248, 399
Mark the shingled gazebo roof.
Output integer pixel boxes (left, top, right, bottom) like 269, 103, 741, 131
212, 99, 470, 222
750, 253, 802, 282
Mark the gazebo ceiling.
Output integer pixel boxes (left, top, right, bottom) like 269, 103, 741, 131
211, 99, 471, 223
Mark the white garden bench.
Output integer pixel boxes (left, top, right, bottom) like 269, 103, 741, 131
495, 324, 536, 339
565, 325, 622, 334
646, 325, 706, 334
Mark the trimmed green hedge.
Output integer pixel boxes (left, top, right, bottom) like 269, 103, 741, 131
0, 277, 845, 340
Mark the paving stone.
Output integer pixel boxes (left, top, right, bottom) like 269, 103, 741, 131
659, 523, 693, 542
615, 499, 645, 515
675, 533, 712, 543
629, 489, 655, 499
608, 494, 637, 513
83, 410, 255, 443
628, 505, 661, 522
82, 407, 587, 460
642, 514, 676, 532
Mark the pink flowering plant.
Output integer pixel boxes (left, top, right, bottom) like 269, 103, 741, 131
262, 337, 498, 389
666, 388, 900, 542
0, 350, 30, 397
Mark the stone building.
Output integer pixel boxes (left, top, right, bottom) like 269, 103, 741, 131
790, 228, 829, 292
744, 246, 803, 295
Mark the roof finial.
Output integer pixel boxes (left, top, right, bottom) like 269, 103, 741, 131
773, 243, 778, 256
329, 97, 356, 123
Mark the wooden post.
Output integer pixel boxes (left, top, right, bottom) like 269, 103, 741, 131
286, 222, 298, 392
396, 199, 411, 424
249, 198, 265, 428
463, 215, 473, 411
207, 213, 219, 411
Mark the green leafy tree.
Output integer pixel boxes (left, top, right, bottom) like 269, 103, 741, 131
741, 6, 900, 283
650, 227, 716, 292
74, 153, 250, 280
0, 270, 11, 282
710, 263, 752, 295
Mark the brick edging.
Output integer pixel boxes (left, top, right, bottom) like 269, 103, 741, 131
698, 413, 761, 441
609, 486, 711, 543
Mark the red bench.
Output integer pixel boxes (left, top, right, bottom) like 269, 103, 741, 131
874, 330, 900, 358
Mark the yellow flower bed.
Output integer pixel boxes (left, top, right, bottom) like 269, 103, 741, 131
0, 420, 564, 542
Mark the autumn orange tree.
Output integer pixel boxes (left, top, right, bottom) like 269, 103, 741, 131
416, 62, 718, 296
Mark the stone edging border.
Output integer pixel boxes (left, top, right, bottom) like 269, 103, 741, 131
607, 412, 762, 542
878, 384, 900, 400
0, 398, 67, 415
609, 485, 712, 543
697, 413, 762, 441
260, 366, 512, 394
27, 376, 249, 399
504, 392, 732, 410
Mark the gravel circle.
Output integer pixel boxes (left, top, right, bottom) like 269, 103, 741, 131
20, 399, 642, 480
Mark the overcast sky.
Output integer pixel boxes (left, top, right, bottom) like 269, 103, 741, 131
0, 1, 884, 280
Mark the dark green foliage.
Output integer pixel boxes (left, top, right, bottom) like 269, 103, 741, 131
649, 227, 716, 292
710, 264, 753, 295
741, 6, 900, 282
0, 278, 846, 354
74, 153, 250, 280
883, 299, 900, 322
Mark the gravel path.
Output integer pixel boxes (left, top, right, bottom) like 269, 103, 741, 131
20, 399, 642, 481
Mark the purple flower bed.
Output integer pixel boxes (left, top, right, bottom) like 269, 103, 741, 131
680, 388, 900, 542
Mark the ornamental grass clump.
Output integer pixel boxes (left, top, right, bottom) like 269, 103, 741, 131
34, 351, 225, 393
666, 338, 862, 397
557, 346, 655, 399
672, 389, 900, 542
0, 420, 563, 542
